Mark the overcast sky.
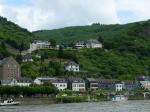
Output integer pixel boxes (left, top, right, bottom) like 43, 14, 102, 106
0, 0, 150, 31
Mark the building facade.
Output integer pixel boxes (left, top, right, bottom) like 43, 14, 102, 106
22, 54, 33, 62
68, 77, 85, 91
97, 79, 115, 90
28, 40, 51, 52
0, 57, 20, 80
86, 78, 98, 90
115, 83, 123, 91
86, 39, 102, 48
74, 39, 102, 49
34, 77, 67, 91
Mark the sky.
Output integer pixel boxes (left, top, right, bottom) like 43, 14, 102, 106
0, 0, 150, 31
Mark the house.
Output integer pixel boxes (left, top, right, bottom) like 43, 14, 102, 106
67, 77, 85, 91
86, 78, 98, 90
34, 77, 67, 90
121, 80, 136, 90
97, 79, 115, 90
74, 39, 102, 49
136, 76, 150, 90
50, 78, 68, 91
0, 57, 21, 80
22, 54, 33, 62
34, 77, 52, 84
28, 40, 51, 52
1, 79, 17, 86
65, 61, 79, 72
16, 77, 33, 86
1, 77, 33, 86
115, 83, 123, 91
85, 39, 102, 48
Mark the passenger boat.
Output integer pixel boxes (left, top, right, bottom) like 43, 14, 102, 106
111, 95, 128, 101
0, 99, 20, 106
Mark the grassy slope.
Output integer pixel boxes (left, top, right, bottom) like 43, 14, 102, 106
0, 16, 34, 51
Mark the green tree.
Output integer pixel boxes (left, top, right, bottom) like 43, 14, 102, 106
49, 39, 56, 48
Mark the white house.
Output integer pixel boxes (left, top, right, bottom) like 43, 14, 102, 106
115, 83, 123, 91
137, 76, 150, 90
16, 77, 33, 86
74, 39, 102, 49
68, 77, 85, 91
65, 61, 79, 72
22, 54, 33, 62
28, 40, 51, 52
34, 77, 67, 91
140, 81, 150, 90
86, 39, 102, 48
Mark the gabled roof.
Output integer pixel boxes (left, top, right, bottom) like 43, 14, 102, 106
137, 76, 150, 81
97, 79, 115, 84
22, 54, 33, 59
16, 77, 33, 83
65, 61, 79, 67
0, 57, 18, 66
1, 79, 17, 84
122, 80, 135, 85
35, 77, 67, 83
86, 39, 100, 44
86, 78, 98, 83
67, 77, 85, 83
32, 40, 50, 44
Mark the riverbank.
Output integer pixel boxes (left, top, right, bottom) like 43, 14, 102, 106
13, 94, 150, 105
15, 97, 56, 105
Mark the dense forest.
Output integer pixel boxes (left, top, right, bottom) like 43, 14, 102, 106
0, 16, 150, 80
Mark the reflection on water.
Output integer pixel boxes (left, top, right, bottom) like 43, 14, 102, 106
0, 100, 150, 112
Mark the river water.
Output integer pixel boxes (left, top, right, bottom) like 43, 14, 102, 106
0, 100, 150, 112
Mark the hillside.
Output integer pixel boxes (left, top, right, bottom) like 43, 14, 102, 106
30, 20, 150, 79
0, 16, 150, 79
0, 16, 34, 58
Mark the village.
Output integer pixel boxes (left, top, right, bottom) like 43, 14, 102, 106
0, 39, 150, 94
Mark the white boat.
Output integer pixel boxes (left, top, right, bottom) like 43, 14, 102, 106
112, 95, 128, 101
0, 99, 20, 106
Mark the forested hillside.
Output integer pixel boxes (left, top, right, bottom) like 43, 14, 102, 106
0, 15, 150, 79
0, 16, 33, 58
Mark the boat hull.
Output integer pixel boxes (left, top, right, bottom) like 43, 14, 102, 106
0, 102, 20, 106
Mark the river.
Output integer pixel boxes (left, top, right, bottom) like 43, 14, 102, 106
0, 100, 150, 112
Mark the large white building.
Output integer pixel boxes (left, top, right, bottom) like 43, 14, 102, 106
74, 39, 102, 49
65, 61, 79, 72
28, 40, 51, 52
34, 77, 67, 91
86, 39, 102, 48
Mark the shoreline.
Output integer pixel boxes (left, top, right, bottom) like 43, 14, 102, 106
14, 96, 150, 106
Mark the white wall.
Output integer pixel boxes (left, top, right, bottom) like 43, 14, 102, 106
115, 84, 123, 91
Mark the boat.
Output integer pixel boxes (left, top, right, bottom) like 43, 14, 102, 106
111, 95, 128, 101
0, 99, 20, 106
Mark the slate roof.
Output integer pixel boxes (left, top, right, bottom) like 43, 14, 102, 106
0, 57, 17, 66
65, 61, 79, 67
67, 77, 85, 83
